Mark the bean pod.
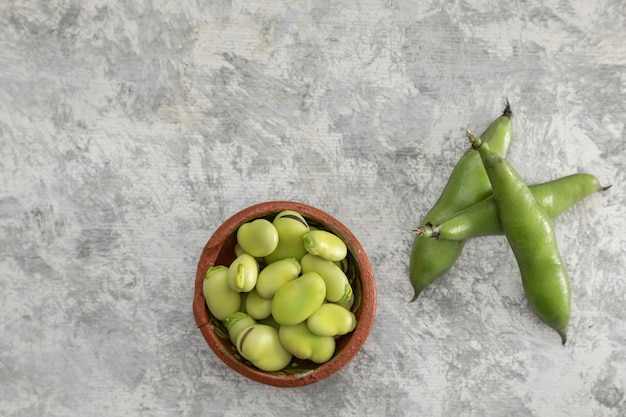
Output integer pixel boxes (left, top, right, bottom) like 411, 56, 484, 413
414, 173, 609, 240
468, 130, 570, 344
409, 102, 513, 300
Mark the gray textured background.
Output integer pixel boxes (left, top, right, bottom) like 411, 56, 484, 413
1, 1, 625, 416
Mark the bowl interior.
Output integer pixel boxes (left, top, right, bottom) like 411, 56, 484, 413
193, 201, 376, 387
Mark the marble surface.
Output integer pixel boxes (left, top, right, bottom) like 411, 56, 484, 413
1, 1, 625, 416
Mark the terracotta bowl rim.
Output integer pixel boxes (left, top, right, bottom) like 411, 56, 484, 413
192, 200, 377, 387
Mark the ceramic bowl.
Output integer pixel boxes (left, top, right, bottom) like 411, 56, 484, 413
192, 201, 376, 387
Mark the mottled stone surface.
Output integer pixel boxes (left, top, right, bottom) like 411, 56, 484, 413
1, 0, 625, 416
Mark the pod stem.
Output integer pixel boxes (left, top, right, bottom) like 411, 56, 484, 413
411, 222, 440, 239
502, 98, 512, 118
466, 130, 483, 150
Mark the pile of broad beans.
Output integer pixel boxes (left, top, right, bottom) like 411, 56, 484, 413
203, 210, 357, 372
409, 101, 610, 344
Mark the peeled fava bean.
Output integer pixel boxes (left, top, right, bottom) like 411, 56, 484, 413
237, 219, 279, 258
307, 303, 357, 337
203, 266, 242, 320
303, 230, 347, 262
265, 210, 310, 263
223, 312, 256, 345
227, 253, 259, 293
300, 253, 353, 303
255, 258, 301, 299
245, 288, 272, 320
279, 322, 336, 364
236, 324, 293, 372
271, 272, 326, 326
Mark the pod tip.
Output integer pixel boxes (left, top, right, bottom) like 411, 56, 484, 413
502, 98, 512, 118
601, 184, 612, 191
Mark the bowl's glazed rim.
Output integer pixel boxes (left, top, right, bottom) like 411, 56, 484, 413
192, 200, 377, 387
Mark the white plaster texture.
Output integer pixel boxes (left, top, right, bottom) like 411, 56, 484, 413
1, 1, 625, 416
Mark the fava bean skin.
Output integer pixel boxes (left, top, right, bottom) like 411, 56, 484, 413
303, 230, 347, 262
468, 131, 570, 344
236, 324, 293, 372
255, 258, 301, 299
203, 266, 242, 320
237, 219, 279, 258
306, 303, 357, 337
265, 210, 310, 263
415, 173, 609, 240
300, 253, 352, 303
223, 312, 256, 345
271, 272, 326, 326
279, 322, 336, 364
227, 253, 259, 293
409, 102, 513, 300
245, 288, 272, 320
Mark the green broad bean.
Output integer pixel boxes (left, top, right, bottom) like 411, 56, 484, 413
468, 130, 570, 344
409, 102, 512, 300
306, 303, 357, 337
245, 288, 272, 320
237, 219, 279, 258
203, 266, 242, 320
236, 324, 293, 372
414, 173, 608, 241
300, 253, 352, 303
278, 322, 336, 364
265, 210, 310, 263
255, 258, 301, 299
227, 253, 259, 293
271, 272, 326, 326
302, 230, 347, 262
223, 312, 256, 345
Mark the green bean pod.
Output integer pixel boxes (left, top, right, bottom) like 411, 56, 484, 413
236, 324, 293, 371
300, 253, 352, 303
468, 131, 570, 344
265, 210, 310, 263
415, 173, 609, 240
278, 322, 336, 364
203, 266, 242, 320
409, 102, 513, 300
